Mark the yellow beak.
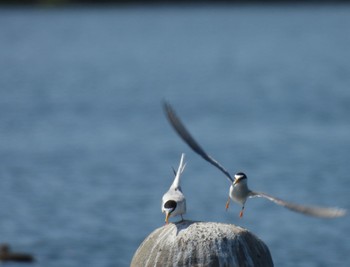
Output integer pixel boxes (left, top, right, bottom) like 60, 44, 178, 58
165, 212, 170, 224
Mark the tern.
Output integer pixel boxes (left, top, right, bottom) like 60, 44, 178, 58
163, 102, 346, 219
162, 153, 187, 224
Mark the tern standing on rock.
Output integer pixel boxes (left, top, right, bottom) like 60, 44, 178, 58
164, 102, 346, 219
162, 153, 187, 224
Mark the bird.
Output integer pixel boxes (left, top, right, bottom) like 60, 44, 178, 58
0, 244, 35, 263
163, 102, 346, 219
162, 153, 187, 224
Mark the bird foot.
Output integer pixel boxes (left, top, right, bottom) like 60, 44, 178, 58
225, 198, 230, 211
239, 211, 244, 218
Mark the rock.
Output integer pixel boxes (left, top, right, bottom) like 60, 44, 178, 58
131, 220, 273, 267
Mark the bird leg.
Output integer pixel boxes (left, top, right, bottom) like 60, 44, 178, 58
239, 205, 245, 218
181, 215, 184, 222
225, 197, 231, 211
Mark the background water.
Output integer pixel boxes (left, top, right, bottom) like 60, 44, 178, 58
0, 4, 349, 267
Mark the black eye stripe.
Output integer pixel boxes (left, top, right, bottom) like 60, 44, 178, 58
164, 200, 177, 210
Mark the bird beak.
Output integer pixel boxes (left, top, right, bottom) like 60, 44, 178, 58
165, 212, 170, 224
233, 179, 238, 186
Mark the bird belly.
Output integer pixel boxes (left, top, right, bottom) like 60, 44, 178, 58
230, 184, 248, 205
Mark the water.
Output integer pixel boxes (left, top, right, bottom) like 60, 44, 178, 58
0, 4, 349, 267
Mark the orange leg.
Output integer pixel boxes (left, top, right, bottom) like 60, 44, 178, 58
225, 197, 231, 211
239, 206, 245, 218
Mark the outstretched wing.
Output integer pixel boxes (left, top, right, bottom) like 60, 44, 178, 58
164, 102, 234, 183
249, 191, 346, 218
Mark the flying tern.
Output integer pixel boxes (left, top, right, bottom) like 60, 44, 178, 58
163, 102, 346, 219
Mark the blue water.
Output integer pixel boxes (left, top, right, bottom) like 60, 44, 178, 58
0, 5, 349, 267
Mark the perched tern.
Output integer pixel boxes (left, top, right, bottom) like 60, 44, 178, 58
162, 153, 187, 224
164, 102, 346, 219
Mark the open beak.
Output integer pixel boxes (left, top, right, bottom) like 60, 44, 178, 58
165, 212, 171, 224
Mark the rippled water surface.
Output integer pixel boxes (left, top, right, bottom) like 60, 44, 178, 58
0, 5, 349, 267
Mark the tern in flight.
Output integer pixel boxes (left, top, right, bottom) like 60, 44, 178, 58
162, 153, 187, 224
163, 102, 346, 219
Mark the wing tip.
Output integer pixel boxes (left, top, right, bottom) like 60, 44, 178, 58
331, 208, 347, 218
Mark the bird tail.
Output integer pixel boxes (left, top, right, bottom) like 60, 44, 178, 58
171, 153, 186, 189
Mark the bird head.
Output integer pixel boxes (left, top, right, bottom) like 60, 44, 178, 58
233, 172, 247, 186
163, 200, 177, 224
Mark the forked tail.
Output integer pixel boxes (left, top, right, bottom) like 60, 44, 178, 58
171, 153, 186, 189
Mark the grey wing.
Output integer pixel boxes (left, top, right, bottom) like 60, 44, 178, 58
163, 102, 234, 183
249, 191, 346, 218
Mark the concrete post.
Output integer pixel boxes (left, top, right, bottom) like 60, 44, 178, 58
131, 220, 273, 267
